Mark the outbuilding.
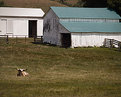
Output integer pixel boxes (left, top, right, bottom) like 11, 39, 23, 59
0, 7, 44, 37
43, 7, 121, 48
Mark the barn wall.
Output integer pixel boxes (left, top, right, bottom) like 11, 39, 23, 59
43, 9, 61, 45
37, 19, 43, 36
71, 32, 121, 48
0, 17, 43, 37
59, 23, 70, 34
0, 19, 7, 35
60, 18, 119, 23
13, 19, 28, 37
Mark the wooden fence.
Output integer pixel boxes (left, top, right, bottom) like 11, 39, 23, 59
34, 36, 43, 43
14, 36, 27, 43
104, 38, 121, 49
0, 35, 9, 44
0, 35, 29, 44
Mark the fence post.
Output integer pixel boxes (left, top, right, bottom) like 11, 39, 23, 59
110, 39, 113, 48
41, 36, 43, 43
6, 35, 9, 44
25, 36, 26, 43
16, 36, 17, 43
34, 36, 36, 42
104, 38, 106, 47
110, 39, 111, 48
118, 42, 121, 51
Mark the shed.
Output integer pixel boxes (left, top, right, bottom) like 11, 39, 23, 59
43, 7, 121, 48
0, 7, 44, 37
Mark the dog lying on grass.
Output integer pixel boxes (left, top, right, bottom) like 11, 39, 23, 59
17, 69, 29, 76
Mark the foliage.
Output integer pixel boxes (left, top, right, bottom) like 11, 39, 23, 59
0, 39, 121, 97
76, 0, 121, 15
80, 0, 107, 7
60, 0, 65, 3
74, 0, 84, 7
54, 0, 73, 7
107, 0, 121, 15
0, 1, 4, 7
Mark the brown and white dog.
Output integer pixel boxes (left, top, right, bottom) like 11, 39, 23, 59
17, 69, 29, 76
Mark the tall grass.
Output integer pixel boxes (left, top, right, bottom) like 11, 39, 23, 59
0, 39, 121, 97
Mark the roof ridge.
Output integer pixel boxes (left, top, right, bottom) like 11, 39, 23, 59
51, 6, 107, 9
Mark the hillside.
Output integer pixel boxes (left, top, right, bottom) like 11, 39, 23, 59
0, 39, 121, 97
1, 0, 67, 12
54, 0, 78, 6
65, 0, 78, 5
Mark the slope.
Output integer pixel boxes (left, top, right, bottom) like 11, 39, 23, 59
1, 0, 67, 12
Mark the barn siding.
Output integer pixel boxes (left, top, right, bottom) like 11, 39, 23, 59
43, 10, 121, 48
37, 19, 43, 36
43, 9, 61, 45
0, 19, 7, 35
13, 19, 28, 37
0, 17, 43, 37
71, 32, 121, 48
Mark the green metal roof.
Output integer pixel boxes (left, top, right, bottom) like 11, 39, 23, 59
60, 21, 121, 33
51, 7, 121, 19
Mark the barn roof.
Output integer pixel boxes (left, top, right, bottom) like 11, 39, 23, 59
51, 7, 121, 19
60, 21, 121, 33
0, 7, 44, 17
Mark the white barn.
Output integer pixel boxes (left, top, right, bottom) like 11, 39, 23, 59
0, 7, 44, 37
43, 7, 121, 48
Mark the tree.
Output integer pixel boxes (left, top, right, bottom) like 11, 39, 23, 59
82, 0, 107, 7
60, 0, 65, 3
75, 0, 121, 15
75, 0, 85, 7
107, 0, 121, 15
0, 1, 4, 7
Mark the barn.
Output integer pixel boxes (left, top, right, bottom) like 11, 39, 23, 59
43, 7, 121, 48
0, 7, 44, 37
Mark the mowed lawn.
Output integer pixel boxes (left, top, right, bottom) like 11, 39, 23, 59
0, 39, 121, 97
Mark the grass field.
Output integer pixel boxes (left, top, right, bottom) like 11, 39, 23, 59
0, 39, 121, 97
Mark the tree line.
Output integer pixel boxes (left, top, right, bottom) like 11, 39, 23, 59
59, 0, 121, 15
0, 1, 4, 7
76, 0, 121, 15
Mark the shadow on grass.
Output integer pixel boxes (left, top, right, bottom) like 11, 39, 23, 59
31, 42, 58, 47
31, 42, 71, 49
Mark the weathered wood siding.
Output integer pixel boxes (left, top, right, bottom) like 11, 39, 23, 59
71, 32, 121, 47
43, 9, 61, 45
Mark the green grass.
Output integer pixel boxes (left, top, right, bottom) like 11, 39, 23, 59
0, 39, 121, 97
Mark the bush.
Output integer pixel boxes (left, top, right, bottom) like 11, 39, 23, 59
0, 1, 4, 7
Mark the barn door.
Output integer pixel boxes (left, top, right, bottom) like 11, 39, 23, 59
29, 20, 37, 38
61, 33, 71, 48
